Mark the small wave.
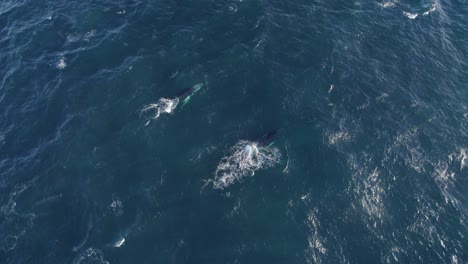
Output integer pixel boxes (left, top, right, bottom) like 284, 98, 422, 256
33, 193, 63, 207
435, 148, 467, 188
72, 216, 93, 252
169, 71, 179, 79
212, 141, 281, 189
0, 0, 26, 16
361, 168, 385, 218
73, 248, 109, 264
306, 208, 327, 264
326, 131, 350, 146
283, 143, 290, 174
434, 163, 455, 185
83, 29, 97, 42
109, 194, 123, 216
140, 98, 179, 125
228, 4, 238, 13
1, 183, 36, 252
456, 148, 467, 171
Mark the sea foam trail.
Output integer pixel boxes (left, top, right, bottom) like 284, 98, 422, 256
140, 98, 179, 125
212, 141, 281, 189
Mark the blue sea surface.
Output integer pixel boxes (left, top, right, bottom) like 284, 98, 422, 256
0, 0, 467, 263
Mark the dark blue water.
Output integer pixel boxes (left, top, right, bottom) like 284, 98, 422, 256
1, 0, 467, 263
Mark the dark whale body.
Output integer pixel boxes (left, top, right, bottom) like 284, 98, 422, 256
175, 87, 194, 101
174, 83, 203, 103
258, 130, 277, 147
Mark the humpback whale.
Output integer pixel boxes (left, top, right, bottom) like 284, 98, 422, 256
175, 83, 203, 106
258, 130, 277, 147
140, 83, 203, 125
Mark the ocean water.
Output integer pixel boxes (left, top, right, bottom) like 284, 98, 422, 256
0, 0, 467, 263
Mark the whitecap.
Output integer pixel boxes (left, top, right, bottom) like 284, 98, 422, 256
403, 12, 418, 19
423, 4, 436, 16
57, 57, 67, 69
114, 237, 125, 248
380, 1, 397, 8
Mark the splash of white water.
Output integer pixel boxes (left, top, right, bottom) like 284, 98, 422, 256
113, 238, 125, 248
140, 98, 179, 125
212, 141, 281, 189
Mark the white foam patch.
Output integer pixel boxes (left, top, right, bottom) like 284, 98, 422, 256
212, 141, 281, 189
403, 12, 418, 19
57, 57, 67, 69
109, 195, 123, 216
380, 0, 397, 8
140, 98, 179, 125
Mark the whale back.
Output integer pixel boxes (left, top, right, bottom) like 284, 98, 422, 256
175, 87, 193, 101
258, 130, 277, 147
